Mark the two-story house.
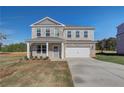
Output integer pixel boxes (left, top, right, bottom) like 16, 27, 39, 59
26, 17, 96, 60
116, 23, 124, 54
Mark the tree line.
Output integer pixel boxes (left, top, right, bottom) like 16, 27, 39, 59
96, 37, 116, 52
0, 37, 116, 52
0, 43, 26, 52
0, 32, 26, 52
0, 32, 117, 52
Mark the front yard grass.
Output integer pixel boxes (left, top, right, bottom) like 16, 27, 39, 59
95, 53, 124, 65
0, 54, 73, 87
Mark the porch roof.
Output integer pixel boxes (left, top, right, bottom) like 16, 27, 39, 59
26, 37, 65, 43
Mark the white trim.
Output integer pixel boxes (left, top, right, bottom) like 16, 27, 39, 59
46, 42, 49, 56
30, 17, 65, 26
54, 28, 55, 37
31, 25, 65, 27
65, 47, 90, 58
61, 42, 64, 59
27, 42, 30, 59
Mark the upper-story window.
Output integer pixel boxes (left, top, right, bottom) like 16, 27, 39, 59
67, 31, 71, 38
55, 29, 59, 37
37, 28, 41, 37
76, 31, 80, 38
84, 31, 88, 38
46, 28, 50, 37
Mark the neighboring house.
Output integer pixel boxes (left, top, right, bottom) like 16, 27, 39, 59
116, 23, 124, 54
26, 17, 96, 60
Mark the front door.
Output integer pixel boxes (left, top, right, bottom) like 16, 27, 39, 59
53, 46, 59, 58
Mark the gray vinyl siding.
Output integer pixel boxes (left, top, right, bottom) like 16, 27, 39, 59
35, 19, 58, 25
117, 24, 124, 54
66, 43, 90, 47
117, 33, 124, 54
32, 27, 63, 39
64, 30, 94, 41
32, 27, 94, 41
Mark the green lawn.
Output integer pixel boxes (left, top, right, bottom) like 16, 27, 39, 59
96, 53, 124, 65
0, 55, 73, 87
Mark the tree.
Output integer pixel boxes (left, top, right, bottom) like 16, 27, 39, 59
0, 33, 7, 40
106, 37, 116, 51
101, 39, 106, 53
0, 33, 7, 51
1, 42, 26, 52
96, 37, 116, 53
96, 39, 106, 53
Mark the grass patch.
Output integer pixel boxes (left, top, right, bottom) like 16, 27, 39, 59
95, 53, 124, 65
0, 55, 73, 87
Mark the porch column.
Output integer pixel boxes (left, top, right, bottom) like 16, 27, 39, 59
61, 42, 64, 59
27, 42, 30, 59
46, 42, 49, 56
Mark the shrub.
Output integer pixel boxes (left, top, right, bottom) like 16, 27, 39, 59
43, 56, 49, 60
32, 56, 37, 60
30, 56, 33, 59
24, 56, 29, 60
19, 58, 23, 62
39, 56, 43, 60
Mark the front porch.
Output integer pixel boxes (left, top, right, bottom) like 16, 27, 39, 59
26, 37, 65, 60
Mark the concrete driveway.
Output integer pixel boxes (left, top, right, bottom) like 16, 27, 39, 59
67, 58, 124, 87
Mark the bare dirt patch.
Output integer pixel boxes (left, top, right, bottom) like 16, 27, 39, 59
0, 68, 17, 79
0, 54, 73, 87
0, 52, 26, 57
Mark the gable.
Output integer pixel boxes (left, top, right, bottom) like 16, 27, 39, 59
35, 18, 60, 25
31, 17, 65, 26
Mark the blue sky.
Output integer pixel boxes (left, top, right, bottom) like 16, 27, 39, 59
0, 6, 124, 44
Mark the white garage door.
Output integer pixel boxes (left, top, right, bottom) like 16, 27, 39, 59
66, 47, 90, 58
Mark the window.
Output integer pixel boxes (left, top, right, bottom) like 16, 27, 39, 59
67, 31, 71, 38
55, 29, 59, 37
76, 31, 80, 38
54, 46, 59, 52
84, 31, 88, 38
37, 28, 41, 37
42, 45, 46, 53
37, 45, 41, 53
46, 28, 50, 37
